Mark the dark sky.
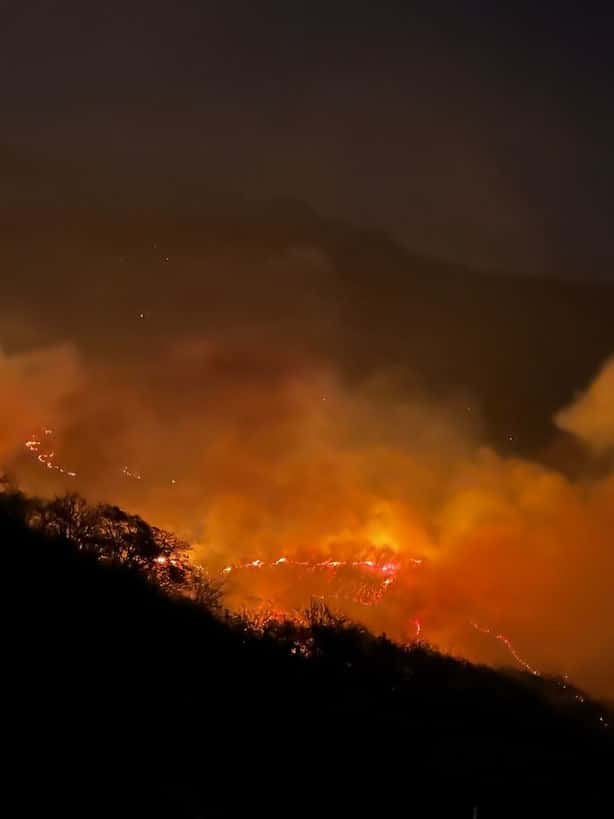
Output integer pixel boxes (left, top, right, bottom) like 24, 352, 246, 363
2, 1, 614, 278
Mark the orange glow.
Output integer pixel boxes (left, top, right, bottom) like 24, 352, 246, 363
7, 348, 614, 700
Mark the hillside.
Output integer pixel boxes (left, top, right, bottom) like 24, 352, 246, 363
3, 186, 614, 456
3, 488, 612, 817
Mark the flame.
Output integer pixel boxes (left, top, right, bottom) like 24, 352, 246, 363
25, 427, 147, 483
471, 622, 540, 676
25, 429, 77, 478
21, 426, 544, 674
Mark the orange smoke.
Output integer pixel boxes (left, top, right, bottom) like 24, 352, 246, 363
6, 339, 614, 699
0, 344, 80, 464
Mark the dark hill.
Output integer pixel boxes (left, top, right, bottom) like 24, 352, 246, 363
3, 489, 612, 817
2, 175, 613, 456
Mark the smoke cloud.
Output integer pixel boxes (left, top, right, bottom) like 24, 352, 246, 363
3, 333, 614, 700
0, 344, 81, 462
556, 356, 614, 455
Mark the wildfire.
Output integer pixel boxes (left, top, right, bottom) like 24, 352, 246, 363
25, 428, 179, 486
221, 555, 414, 579
471, 622, 540, 676
22, 428, 543, 677
25, 429, 77, 478
221, 556, 542, 673
221, 554, 421, 608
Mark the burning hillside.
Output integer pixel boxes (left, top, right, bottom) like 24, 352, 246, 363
3, 343, 614, 698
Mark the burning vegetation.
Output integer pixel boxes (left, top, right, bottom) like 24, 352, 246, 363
3, 344, 614, 699
3, 482, 612, 814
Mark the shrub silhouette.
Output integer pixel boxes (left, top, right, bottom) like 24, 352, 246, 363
3, 487, 612, 816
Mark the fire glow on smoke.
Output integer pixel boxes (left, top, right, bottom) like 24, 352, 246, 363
22, 427, 539, 674
4, 344, 614, 698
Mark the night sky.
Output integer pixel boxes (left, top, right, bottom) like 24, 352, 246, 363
3, 2, 614, 276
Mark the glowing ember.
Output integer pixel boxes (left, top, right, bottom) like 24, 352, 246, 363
222, 555, 410, 578
121, 465, 143, 481
25, 428, 143, 483
25, 429, 77, 478
220, 554, 415, 607
471, 622, 540, 676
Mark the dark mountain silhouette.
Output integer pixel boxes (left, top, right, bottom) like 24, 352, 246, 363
2, 143, 613, 460
3, 487, 612, 817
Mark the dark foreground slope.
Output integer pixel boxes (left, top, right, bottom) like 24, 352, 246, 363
3, 491, 612, 818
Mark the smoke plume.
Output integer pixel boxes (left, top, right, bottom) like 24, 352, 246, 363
4, 334, 614, 699
556, 356, 614, 455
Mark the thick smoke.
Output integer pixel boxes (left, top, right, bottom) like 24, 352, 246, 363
556, 355, 614, 455
4, 334, 614, 699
